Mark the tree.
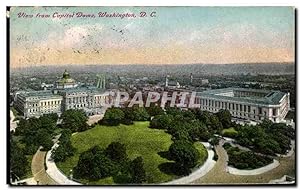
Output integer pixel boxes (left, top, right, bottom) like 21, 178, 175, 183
209, 114, 223, 133
124, 106, 150, 121
172, 130, 192, 142
101, 107, 125, 126
216, 109, 232, 129
165, 107, 182, 116
39, 113, 58, 133
36, 128, 54, 151
187, 120, 211, 142
105, 142, 127, 162
150, 114, 173, 129
130, 156, 146, 183
146, 105, 164, 117
52, 129, 75, 162
74, 146, 117, 180
10, 140, 28, 178
168, 140, 200, 174
61, 109, 88, 132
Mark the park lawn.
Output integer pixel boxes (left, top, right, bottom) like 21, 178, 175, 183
222, 127, 238, 138
57, 121, 175, 184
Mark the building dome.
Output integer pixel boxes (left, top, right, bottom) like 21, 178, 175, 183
55, 70, 78, 89
63, 70, 70, 79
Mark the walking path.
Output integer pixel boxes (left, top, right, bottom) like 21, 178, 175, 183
31, 148, 57, 185
45, 139, 81, 185
11, 177, 37, 185
163, 142, 216, 185
192, 139, 295, 184
228, 160, 280, 175
87, 114, 103, 126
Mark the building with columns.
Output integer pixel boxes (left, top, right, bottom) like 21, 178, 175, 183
14, 70, 110, 118
195, 88, 289, 123
14, 90, 63, 118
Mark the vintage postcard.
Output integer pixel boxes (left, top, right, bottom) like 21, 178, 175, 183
8, 6, 295, 185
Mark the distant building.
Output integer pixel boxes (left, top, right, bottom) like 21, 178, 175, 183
14, 70, 110, 118
201, 79, 209, 85
195, 88, 289, 123
190, 73, 193, 84
165, 75, 169, 87
165, 75, 181, 89
41, 83, 54, 90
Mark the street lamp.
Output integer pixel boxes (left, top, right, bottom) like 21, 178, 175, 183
69, 169, 73, 180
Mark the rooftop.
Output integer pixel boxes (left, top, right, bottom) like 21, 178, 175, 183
59, 86, 107, 94
20, 90, 62, 100
197, 88, 287, 105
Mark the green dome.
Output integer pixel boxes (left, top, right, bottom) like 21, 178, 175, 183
63, 70, 70, 79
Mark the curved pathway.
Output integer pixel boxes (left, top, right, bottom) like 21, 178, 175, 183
228, 159, 280, 175
192, 139, 295, 184
31, 148, 57, 185
163, 142, 216, 185
45, 140, 81, 185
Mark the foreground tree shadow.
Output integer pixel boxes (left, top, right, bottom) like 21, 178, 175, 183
158, 162, 186, 176
158, 151, 173, 160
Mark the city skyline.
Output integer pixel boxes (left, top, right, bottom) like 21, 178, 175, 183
10, 6, 295, 68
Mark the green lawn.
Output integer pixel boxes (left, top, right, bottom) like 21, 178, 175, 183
57, 121, 208, 184
222, 127, 238, 138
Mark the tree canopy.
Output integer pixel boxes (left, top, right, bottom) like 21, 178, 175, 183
61, 109, 88, 132
168, 140, 200, 174
101, 107, 125, 126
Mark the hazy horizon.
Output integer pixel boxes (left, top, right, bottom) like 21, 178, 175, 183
10, 62, 295, 77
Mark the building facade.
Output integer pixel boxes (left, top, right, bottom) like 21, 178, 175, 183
14, 91, 63, 118
195, 88, 289, 123
14, 70, 110, 118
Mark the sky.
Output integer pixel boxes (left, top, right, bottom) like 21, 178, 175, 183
10, 6, 295, 68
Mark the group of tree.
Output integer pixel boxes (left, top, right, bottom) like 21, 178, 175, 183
10, 138, 29, 180
74, 142, 146, 184
223, 143, 273, 169
52, 129, 76, 162
235, 119, 295, 155
167, 140, 200, 175
150, 108, 233, 143
13, 113, 59, 153
60, 109, 89, 132
100, 105, 159, 126
148, 108, 238, 175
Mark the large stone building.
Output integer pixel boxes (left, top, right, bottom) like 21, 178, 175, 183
195, 88, 290, 123
14, 70, 110, 118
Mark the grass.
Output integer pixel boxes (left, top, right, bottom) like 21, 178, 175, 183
222, 127, 238, 138
57, 121, 208, 184
57, 121, 173, 184
194, 142, 208, 167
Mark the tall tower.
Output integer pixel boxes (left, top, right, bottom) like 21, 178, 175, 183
190, 73, 193, 84
96, 74, 106, 89
165, 75, 169, 87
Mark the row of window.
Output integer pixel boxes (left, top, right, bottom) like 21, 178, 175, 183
200, 99, 252, 112
199, 98, 279, 116
40, 100, 61, 106
28, 106, 60, 113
